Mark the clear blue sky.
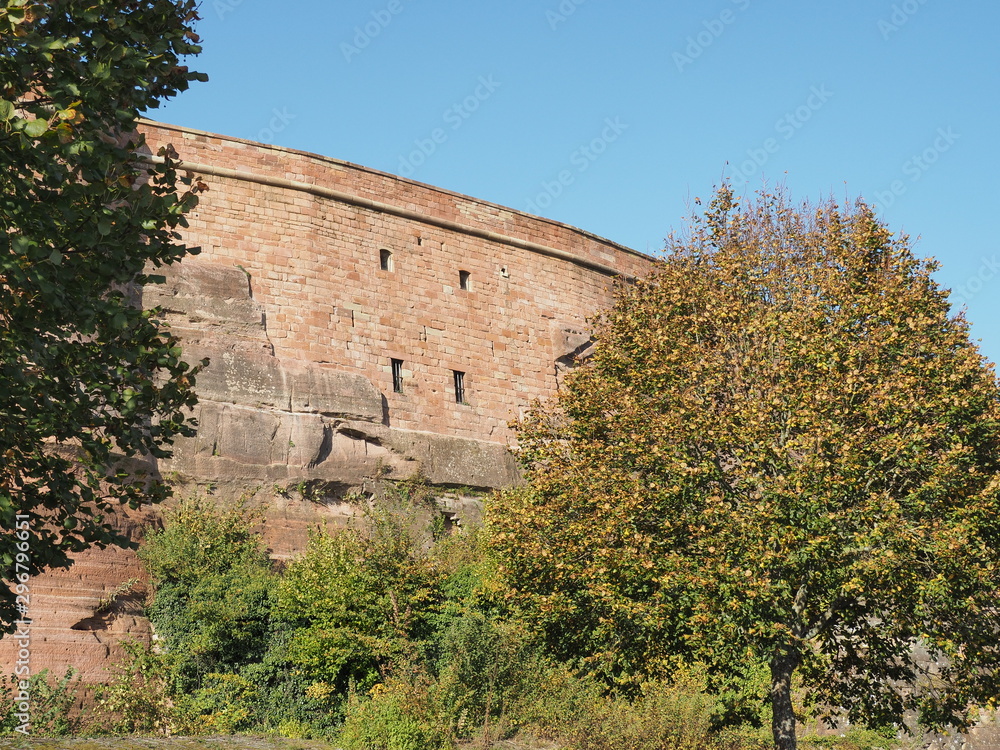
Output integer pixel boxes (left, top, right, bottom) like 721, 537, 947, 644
157, 0, 1000, 364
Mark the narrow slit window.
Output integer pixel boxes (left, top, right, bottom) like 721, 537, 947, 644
379, 249, 393, 271
453, 370, 466, 404
459, 270, 471, 291
391, 358, 404, 393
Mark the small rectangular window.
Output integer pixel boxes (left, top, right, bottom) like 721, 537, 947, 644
391, 358, 404, 393
379, 249, 393, 271
459, 270, 471, 291
453, 370, 466, 404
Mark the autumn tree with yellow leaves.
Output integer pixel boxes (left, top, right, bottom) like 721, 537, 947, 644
489, 187, 1000, 750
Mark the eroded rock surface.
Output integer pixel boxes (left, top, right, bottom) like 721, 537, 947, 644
0, 507, 156, 686
147, 261, 519, 492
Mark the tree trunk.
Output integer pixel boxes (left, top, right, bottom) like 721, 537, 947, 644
771, 653, 798, 750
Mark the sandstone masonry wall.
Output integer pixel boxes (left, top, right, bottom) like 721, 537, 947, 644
140, 122, 655, 446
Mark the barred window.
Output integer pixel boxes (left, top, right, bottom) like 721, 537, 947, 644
391, 358, 404, 393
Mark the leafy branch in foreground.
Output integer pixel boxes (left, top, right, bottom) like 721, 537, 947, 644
0, 0, 207, 630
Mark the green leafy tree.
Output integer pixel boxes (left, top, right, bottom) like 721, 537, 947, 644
489, 187, 1000, 750
0, 0, 206, 630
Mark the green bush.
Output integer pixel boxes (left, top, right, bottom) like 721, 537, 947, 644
147, 566, 276, 691
3, 489, 913, 747
797, 726, 902, 750
338, 671, 453, 750
216, 638, 338, 737
0, 668, 82, 737
273, 508, 442, 702
433, 610, 543, 740
94, 640, 199, 735
136, 496, 287, 731
141, 495, 277, 688
519, 665, 725, 750
141, 496, 273, 586
131, 487, 893, 749
190, 671, 260, 735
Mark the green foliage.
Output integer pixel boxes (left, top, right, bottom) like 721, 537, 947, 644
24, 668, 81, 737
0, 0, 207, 631
189, 671, 261, 735
518, 664, 743, 750
431, 611, 543, 739
136, 496, 307, 733
516, 664, 894, 750
797, 727, 901, 750
127, 487, 884, 748
489, 186, 1000, 749
141, 497, 276, 690
132, 491, 550, 741
0, 667, 81, 736
95, 639, 197, 735
141, 496, 273, 586
339, 672, 453, 750
274, 506, 441, 700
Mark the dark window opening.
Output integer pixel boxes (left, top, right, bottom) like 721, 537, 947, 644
459, 270, 471, 291
453, 370, 466, 404
379, 249, 393, 271
391, 358, 404, 393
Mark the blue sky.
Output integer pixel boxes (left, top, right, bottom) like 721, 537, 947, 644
156, 0, 1000, 364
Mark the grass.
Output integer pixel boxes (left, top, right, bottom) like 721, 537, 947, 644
0, 736, 340, 750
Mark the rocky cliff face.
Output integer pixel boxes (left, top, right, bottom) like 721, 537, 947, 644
146, 260, 520, 496
0, 506, 156, 689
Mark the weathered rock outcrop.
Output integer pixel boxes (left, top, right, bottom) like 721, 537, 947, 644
146, 260, 520, 495
0, 507, 156, 687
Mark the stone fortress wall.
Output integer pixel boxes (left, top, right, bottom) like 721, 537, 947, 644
140, 121, 653, 444
137, 121, 656, 495
0, 122, 656, 683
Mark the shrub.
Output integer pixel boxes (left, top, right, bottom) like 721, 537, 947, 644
141, 496, 272, 587
25, 668, 83, 737
273, 509, 442, 702
94, 640, 198, 735
140, 496, 277, 693
433, 610, 543, 740
0, 668, 82, 737
339, 672, 453, 750
521, 665, 725, 750
190, 671, 260, 735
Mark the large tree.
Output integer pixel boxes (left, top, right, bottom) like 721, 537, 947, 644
0, 0, 206, 631
489, 187, 1000, 750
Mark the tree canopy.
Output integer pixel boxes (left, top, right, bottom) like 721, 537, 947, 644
489, 187, 1000, 750
0, 0, 206, 631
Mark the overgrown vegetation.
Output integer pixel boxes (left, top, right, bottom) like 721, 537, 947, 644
0, 668, 81, 737
1, 489, 907, 749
